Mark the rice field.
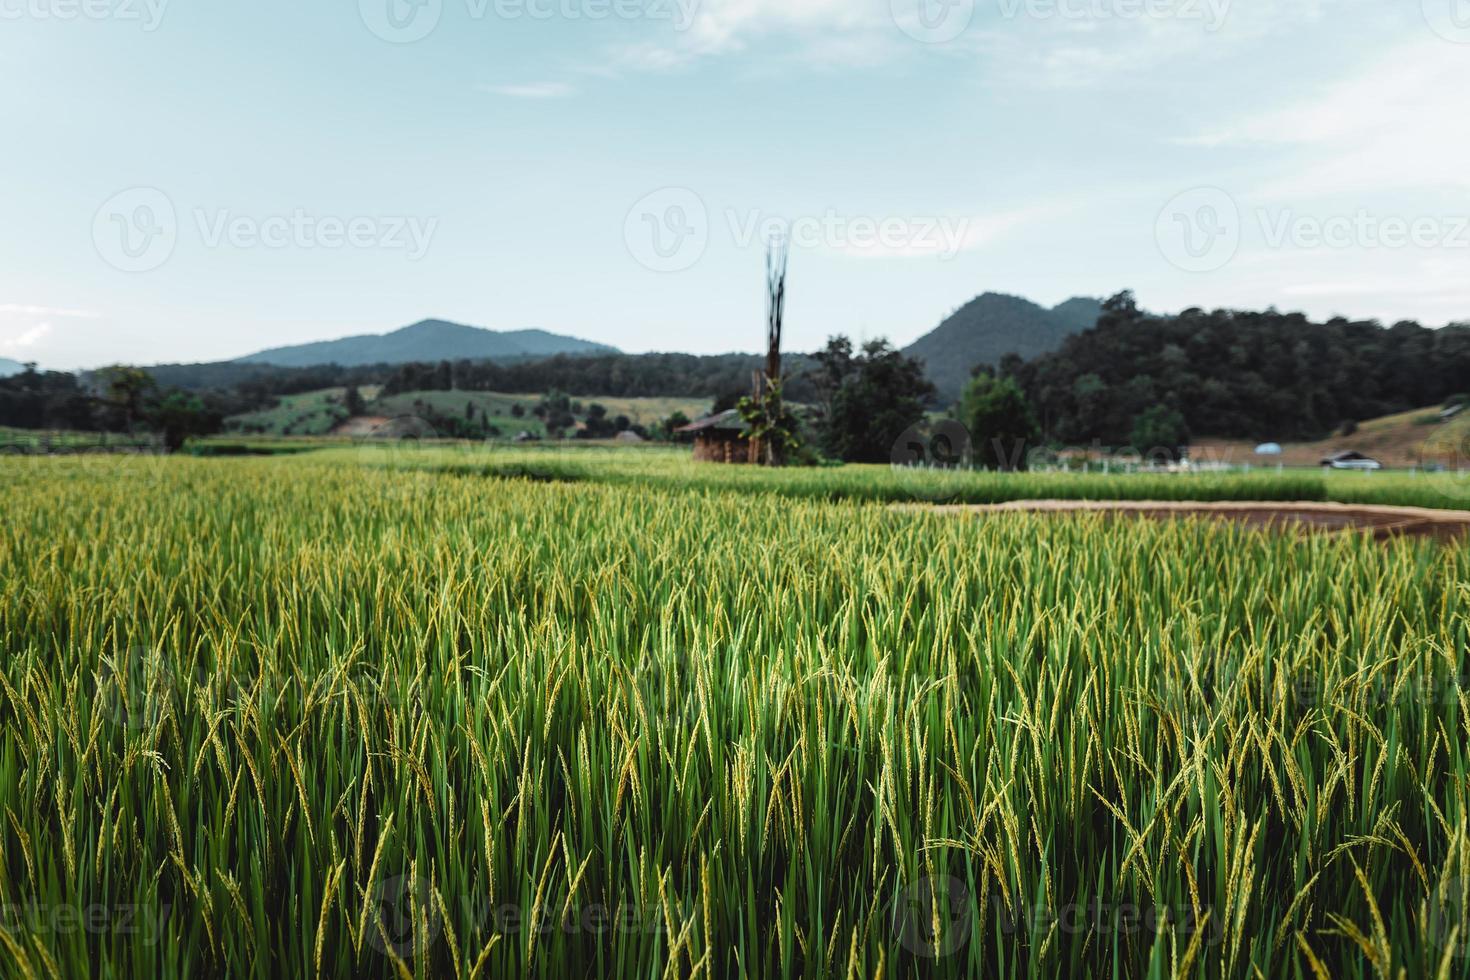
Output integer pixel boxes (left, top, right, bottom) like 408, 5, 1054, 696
329, 442, 1470, 513
2, 453, 1470, 977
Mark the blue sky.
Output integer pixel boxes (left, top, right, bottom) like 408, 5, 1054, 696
3, 0, 1469, 370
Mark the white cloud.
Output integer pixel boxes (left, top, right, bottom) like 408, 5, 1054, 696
1183, 38, 1470, 198
1, 323, 53, 349
605, 0, 897, 73
0, 304, 98, 318
478, 82, 577, 98
600, 0, 1346, 88
828, 205, 1062, 258
679, 0, 872, 56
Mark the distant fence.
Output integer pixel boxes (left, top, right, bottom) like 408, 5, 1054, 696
0, 432, 165, 456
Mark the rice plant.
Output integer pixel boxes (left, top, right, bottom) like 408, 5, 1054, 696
1, 454, 1468, 977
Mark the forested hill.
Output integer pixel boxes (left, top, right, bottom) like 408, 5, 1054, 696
234, 319, 616, 367
1015, 292, 1470, 443
381, 352, 821, 404
903, 293, 1102, 403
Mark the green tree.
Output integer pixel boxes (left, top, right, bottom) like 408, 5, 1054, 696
148, 391, 216, 453
344, 386, 367, 417
737, 378, 804, 465
660, 411, 691, 441
960, 373, 1040, 471
96, 365, 158, 431
1129, 405, 1190, 461
818, 339, 935, 463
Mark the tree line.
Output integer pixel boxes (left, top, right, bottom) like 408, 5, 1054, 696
8, 291, 1468, 462
1013, 292, 1470, 446
0, 365, 224, 451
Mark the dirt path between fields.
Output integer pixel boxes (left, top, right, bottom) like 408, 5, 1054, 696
911, 500, 1470, 542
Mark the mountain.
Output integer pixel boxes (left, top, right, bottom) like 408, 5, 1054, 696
0, 358, 26, 378
903, 293, 1102, 403
234, 320, 618, 368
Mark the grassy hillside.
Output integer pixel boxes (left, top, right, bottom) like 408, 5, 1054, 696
225, 387, 709, 439
1193, 404, 1470, 468
224, 386, 383, 437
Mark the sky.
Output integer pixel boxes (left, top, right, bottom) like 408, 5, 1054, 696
2, 0, 1469, 370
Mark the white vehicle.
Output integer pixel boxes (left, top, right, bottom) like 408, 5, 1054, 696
1321, 451, 1382, 471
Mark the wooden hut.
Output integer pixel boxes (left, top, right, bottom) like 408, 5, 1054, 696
676, 410, 758, 464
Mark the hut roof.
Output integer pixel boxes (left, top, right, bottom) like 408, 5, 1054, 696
675, 410, 749, 434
